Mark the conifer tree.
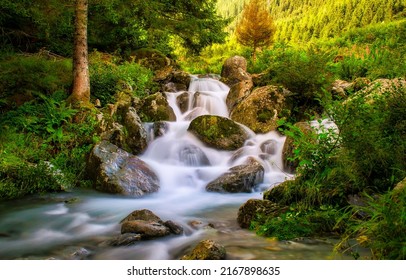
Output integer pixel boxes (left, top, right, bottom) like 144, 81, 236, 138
235, 0, 276, 62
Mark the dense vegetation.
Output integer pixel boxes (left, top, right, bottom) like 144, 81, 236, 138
0, 0, 405, 260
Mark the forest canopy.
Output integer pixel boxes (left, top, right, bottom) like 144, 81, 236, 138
0, 0, 228, 56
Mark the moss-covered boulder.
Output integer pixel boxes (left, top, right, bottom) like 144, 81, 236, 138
138, 92, 176, 122
230, 85, 293, 134
237, 199, 284, 229
187, 115, 250, 150
124, 107, 148, 155
220, 56, 251, 87
226, 79, 253, 111
206, 158, 264, 193
181, 240, 226, 260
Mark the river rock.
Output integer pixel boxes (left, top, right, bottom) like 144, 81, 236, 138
106, 233, 142, 247
176, 144, 211, 167
237, 199, 283, 229
124, 107, 148, 154
230, 85, 293, 134
206, 158, 264, 193
176, 91, 191, 113
153, 121, 169, 138
188, 115, 250, 151
86, 141, 160, 197
260, 139, 278, 155
138, 92, 176, 122
120, 209, 183, 239
226, 79, 254, 111
181, 239, 226, 260
121, 209, 163, 223
121, 220, 171, 238
220, 56, 252, 87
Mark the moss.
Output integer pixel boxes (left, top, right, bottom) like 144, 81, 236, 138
188, 115, 248, 150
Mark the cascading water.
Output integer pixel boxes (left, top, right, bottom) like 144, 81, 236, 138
0, 77, 344, 260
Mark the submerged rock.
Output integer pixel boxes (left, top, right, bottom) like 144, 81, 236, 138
188, 115, 250, 151
206, 158, 264, 193
86, 141, 159, 197
181, 239, 226, 260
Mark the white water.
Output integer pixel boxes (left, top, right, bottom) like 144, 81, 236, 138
0, 77, 302, 260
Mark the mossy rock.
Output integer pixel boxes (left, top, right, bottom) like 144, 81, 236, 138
230, 85, 293, 134
237, 199, 285, 229
181, 239, 226, 260
138, 92, 176, 122
188, 115, 249, 150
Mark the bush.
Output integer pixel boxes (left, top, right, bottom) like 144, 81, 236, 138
252, 44, 334, 121
0, 54, 72, 103
89, 53, 156, 106
253, 206, 342, 240
337, 188, 406, 259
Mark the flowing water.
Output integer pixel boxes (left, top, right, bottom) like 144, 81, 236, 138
0, 77, 347, 260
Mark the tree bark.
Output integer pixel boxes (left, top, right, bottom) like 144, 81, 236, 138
69, 0, 90, 105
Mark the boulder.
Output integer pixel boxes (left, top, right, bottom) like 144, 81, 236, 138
206, 158, 264, 193
230, 85, 293, 134
121, 209, 163, 224
121, 220, 171, 238
124, 107, 148, 154
181, 240, 226, 260
138, 92, 176, 122
86, 141, 160, 197
119, 209, 183, 240
176, 144, 211, 167
105, 233, 142, 247
153, 121, 169, 138
260, 139, 278, 155
330, 80, 352, 99
220, 56, 252, 87
237, 199, 283, 229
226, 79, 253, 111
176, 91, 191, 113
356, 78, 406, 102
188, 115, 250, 151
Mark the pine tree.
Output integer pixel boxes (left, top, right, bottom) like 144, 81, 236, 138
235, 0, 276, 62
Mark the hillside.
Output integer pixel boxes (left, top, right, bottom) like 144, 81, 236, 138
217, 0, 406, 43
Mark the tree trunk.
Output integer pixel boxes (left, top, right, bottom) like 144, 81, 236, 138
69, 0, 90, 105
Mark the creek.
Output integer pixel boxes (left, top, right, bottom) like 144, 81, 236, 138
0, 77, 346, 260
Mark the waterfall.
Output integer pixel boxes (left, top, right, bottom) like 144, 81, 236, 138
0, 76, 294, 260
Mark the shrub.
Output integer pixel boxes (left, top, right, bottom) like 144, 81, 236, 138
89, 53, 156, 106
337, 188, 406, 259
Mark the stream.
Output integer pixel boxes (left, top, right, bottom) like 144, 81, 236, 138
0, 77, 349, 260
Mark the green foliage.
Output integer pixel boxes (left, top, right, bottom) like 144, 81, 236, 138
252, 44, 334, 120
0, 54, 72, 104
253, 206, 342, 240
0, 160, 67, 200
332, 80, 406, 191
217, 0, 406, 45
337, 189, 406, 259
89, 53, 155, 105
